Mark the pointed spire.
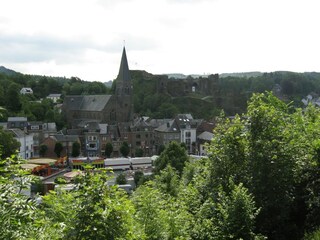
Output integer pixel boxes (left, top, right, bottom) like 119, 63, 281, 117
117, 47, 131, 82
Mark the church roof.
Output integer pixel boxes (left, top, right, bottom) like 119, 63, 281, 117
117, 47, 131, 82
64, 95, 112, 111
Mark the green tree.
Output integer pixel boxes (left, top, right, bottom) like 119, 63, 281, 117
0, 153, 55, 239
65, 169, 139, 239
154, 165, 180, 197
120, 141, 130, 157
71, 142, 80, 157
134, 170, 145, 187
135, 148, 143, 157
54, 142, 63, 158
6, 83, 21, 112
154, 141, 189, 175
0, 127, 20, 158
39, 144, 48, 157
105, 142, 113, 158
116, 172, 127, 185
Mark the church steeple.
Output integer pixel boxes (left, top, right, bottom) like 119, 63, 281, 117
114, 46, 134, 123
117, 47, 131, 82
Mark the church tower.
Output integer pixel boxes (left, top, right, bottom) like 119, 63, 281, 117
115, 47, 134, 122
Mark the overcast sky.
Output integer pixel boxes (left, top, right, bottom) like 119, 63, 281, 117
1, 0, 319, 82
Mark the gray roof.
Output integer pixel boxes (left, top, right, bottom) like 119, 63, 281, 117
148, 119, 171, 128
197, 131, 214, 141
117, 47, 131, 82
8, 117, 28, 122
64, 95, 112, 111
7, 128, 26, 138
53, 134, 79, 143
99, 124, 108, 134
155, 120, 180, 133
47, 94, 61, 98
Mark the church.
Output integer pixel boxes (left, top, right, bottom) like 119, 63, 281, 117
62, 47, 134, 128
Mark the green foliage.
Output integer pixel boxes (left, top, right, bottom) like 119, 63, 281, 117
39, 144, 48, 157
65, 170, 138, 240
120, 141, 130, 157
135, 148, 143, 157
6, 83, 22, 112
0, 127, 20, 159
105, 142, 113, 158
0, 154, 48, 239
116, 172, 127, 185
154, 141, 189, 175
54, 142, 63, 158
71, 141, 80, 157
133, 170, 145, 187
154, 165, 180, 197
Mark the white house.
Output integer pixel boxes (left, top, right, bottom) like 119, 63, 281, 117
7, 128, 34, 159
20, 88, 33, 95
175, 114, 197, 154
47, 94, 62, 103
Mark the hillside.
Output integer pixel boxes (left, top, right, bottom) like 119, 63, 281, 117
0, 66, 19, 76
2, 65, 320, 120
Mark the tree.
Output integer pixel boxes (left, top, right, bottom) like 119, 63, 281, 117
65, 170, 139, 239
54, 142, 63, 158
120, 141, 130, 157
105, 142, 113, 158
154, 141, 189, 175
71, 142, 80, 157
135, 148, 143, 157
39, 144, 48, 157
0, 153, 55, 239
6, 83, 21, 112
134, 170, 145, 187
0, 127, 20, 158
154, 165, 180, 197
116, 172, 127, 185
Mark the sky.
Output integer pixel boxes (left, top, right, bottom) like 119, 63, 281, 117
1, 0, 319, 82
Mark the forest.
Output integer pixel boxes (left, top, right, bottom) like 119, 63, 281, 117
1, 92, 320, 239
2, 68, 320, 125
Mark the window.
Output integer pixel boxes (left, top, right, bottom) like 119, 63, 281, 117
136, 134, 141, 139
185, 132, 191, 138
88, 143, 97, 149
88, 136, 97, 141
31, 125, 39, 130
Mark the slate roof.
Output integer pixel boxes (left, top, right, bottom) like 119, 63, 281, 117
52, 134, 79, 143
117, 47, 131, 82
155, 120, 180, 133
197, 131, 214, 141
64, 95, 112, 111
8, 117, 28, 122
7, 128, 26, 138
47, 94, 61, 98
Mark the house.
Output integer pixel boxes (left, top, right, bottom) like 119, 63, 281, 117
128, 117, 155, 157
154, 119, 180, 153
41, 134, 80, 158
7, 117, 28, 129
20, 87, 33, 94
175, 114, 198, 154
62, 47, 134, 128
47, 94, 62, 103
197, 131, 214, 156
6, 128, 34, 159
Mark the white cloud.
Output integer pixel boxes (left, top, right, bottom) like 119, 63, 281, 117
1, 0, 319, 81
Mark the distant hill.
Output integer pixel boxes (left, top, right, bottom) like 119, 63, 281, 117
166, 72, 264, 79
166, 73, 209, 79
219, 72, 263, 78
0, 66, 19, 76
103, 80, 113, 88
